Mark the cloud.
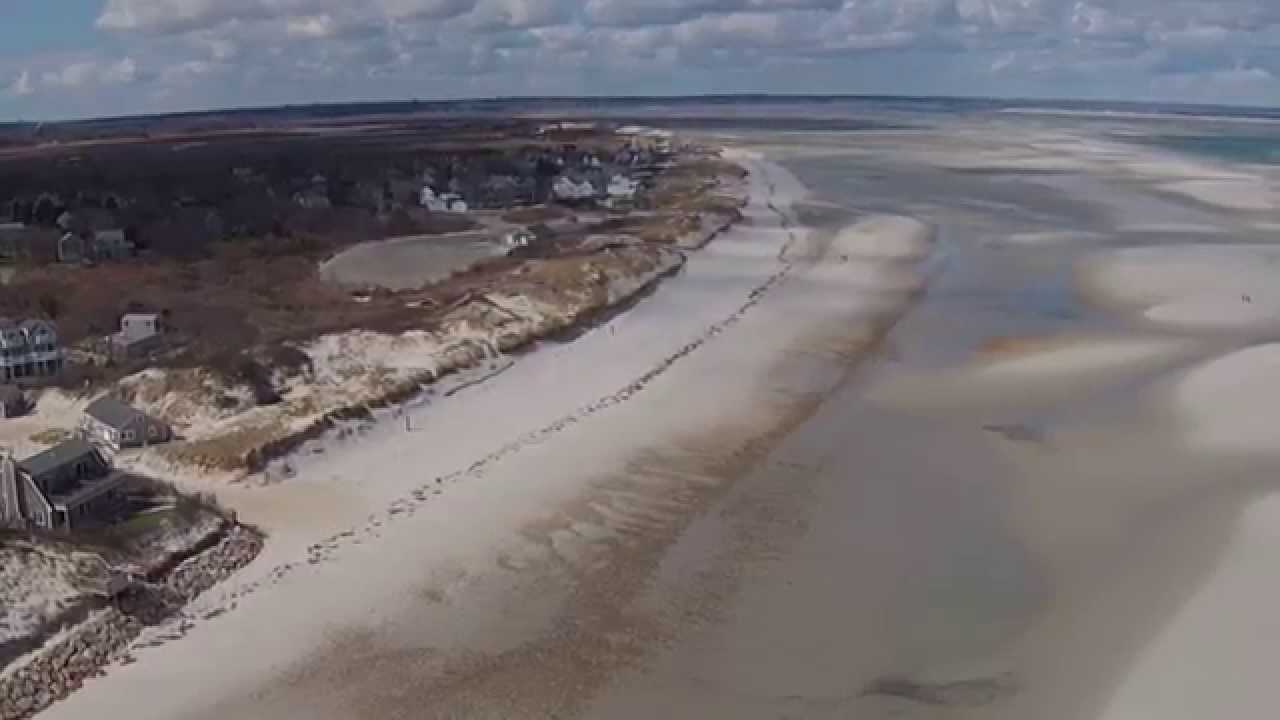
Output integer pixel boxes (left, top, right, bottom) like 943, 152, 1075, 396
97, 0, 478, 34
0, 0, 1265, 116
158, 59, 218, 85
8, 71, 34, 97
42, 58, 140, 89
98, 0, 273, 34
585, 0, 841, 28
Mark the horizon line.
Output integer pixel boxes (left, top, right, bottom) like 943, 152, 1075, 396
4, 91, 1279, 127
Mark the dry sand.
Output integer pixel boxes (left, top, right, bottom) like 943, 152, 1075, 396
1173, 344, 1280, 455
1080, 244, 1280, 331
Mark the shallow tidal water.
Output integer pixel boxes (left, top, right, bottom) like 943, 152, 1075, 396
581, 118, 1280, 718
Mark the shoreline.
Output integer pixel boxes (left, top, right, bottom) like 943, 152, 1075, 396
34, 148, 935, 719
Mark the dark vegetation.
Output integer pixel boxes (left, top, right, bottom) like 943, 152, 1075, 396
0, 111, 729, 394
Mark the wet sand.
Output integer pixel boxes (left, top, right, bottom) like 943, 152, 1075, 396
583, 122, 1280, 719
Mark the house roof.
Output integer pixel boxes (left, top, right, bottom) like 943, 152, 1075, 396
21, 319, 55, 335
0, 318, 56, 346
85, 396, 146, 430
50, 470, 128, 510
20, 438, 98, 479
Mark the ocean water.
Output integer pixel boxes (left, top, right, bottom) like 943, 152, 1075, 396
1135, 133, 1280, 165
556, 95, 1280, 167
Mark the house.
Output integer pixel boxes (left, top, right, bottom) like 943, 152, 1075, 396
552, 175, 599, 202
0, 385, 28, 418
80, 396, 172, 451
58, 232, 85, 263
0, 223, 26, 262
109, 312, 164, 358
293, 174, 332, 209
92, 229, 133, 260
54, 208, 116, 236
292, 190, 331, 210
0, 225, 56, 264
504, 223, 555, 250
419, 187, 469, 213
0, 319, 63, 382
605, 175, 640, 208
0, 440, 125, 531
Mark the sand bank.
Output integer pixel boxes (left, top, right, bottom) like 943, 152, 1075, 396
1173, 344, 1280, 455
867, 334, 1194, 416
1079, 244, 1280, 331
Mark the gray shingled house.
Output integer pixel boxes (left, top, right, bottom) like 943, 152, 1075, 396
109, 312, 165, 359
0, 384, 27, 418
79, 396, 172, 451
0, 439, 124, 531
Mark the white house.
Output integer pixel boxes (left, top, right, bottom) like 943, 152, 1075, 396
504, 224, 554, 250
0, 319, 63, 382
553, 176, 598, 202
293, 190, 331, 210
419, 187, 469, 213
607, 175, 639, 199
505, 229, 536, 249
110, 313, 164, 358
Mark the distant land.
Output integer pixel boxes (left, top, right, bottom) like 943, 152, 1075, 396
4, 93, 1280, 139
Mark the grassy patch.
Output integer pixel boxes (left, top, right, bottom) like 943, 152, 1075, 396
28, 428, 72, 446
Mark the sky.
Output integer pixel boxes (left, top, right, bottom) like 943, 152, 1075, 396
3, 0, 1280, 121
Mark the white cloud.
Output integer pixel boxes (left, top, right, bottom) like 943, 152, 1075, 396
7, 70, 34, 97
286, 14, 339, 38
98, 0, 269, 33
158, 59, 217, 85
42, 58, 140, 89
0, 0, 1259, 115
585, 0, 840, 28
98, 0, 479, 34
467, 0, 571, 30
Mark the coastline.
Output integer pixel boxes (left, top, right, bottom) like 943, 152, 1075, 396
10, 99, 1280, 720
33, 148, 935, 718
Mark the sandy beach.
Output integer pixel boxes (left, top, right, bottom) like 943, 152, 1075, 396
36, 149, 933, 718
32, 110, 1280, 720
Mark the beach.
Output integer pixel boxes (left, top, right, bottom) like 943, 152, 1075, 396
36, 149, 932, 718
34, 108, 1280, 719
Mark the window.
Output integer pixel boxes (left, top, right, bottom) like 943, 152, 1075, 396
123, 430, 136, 444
